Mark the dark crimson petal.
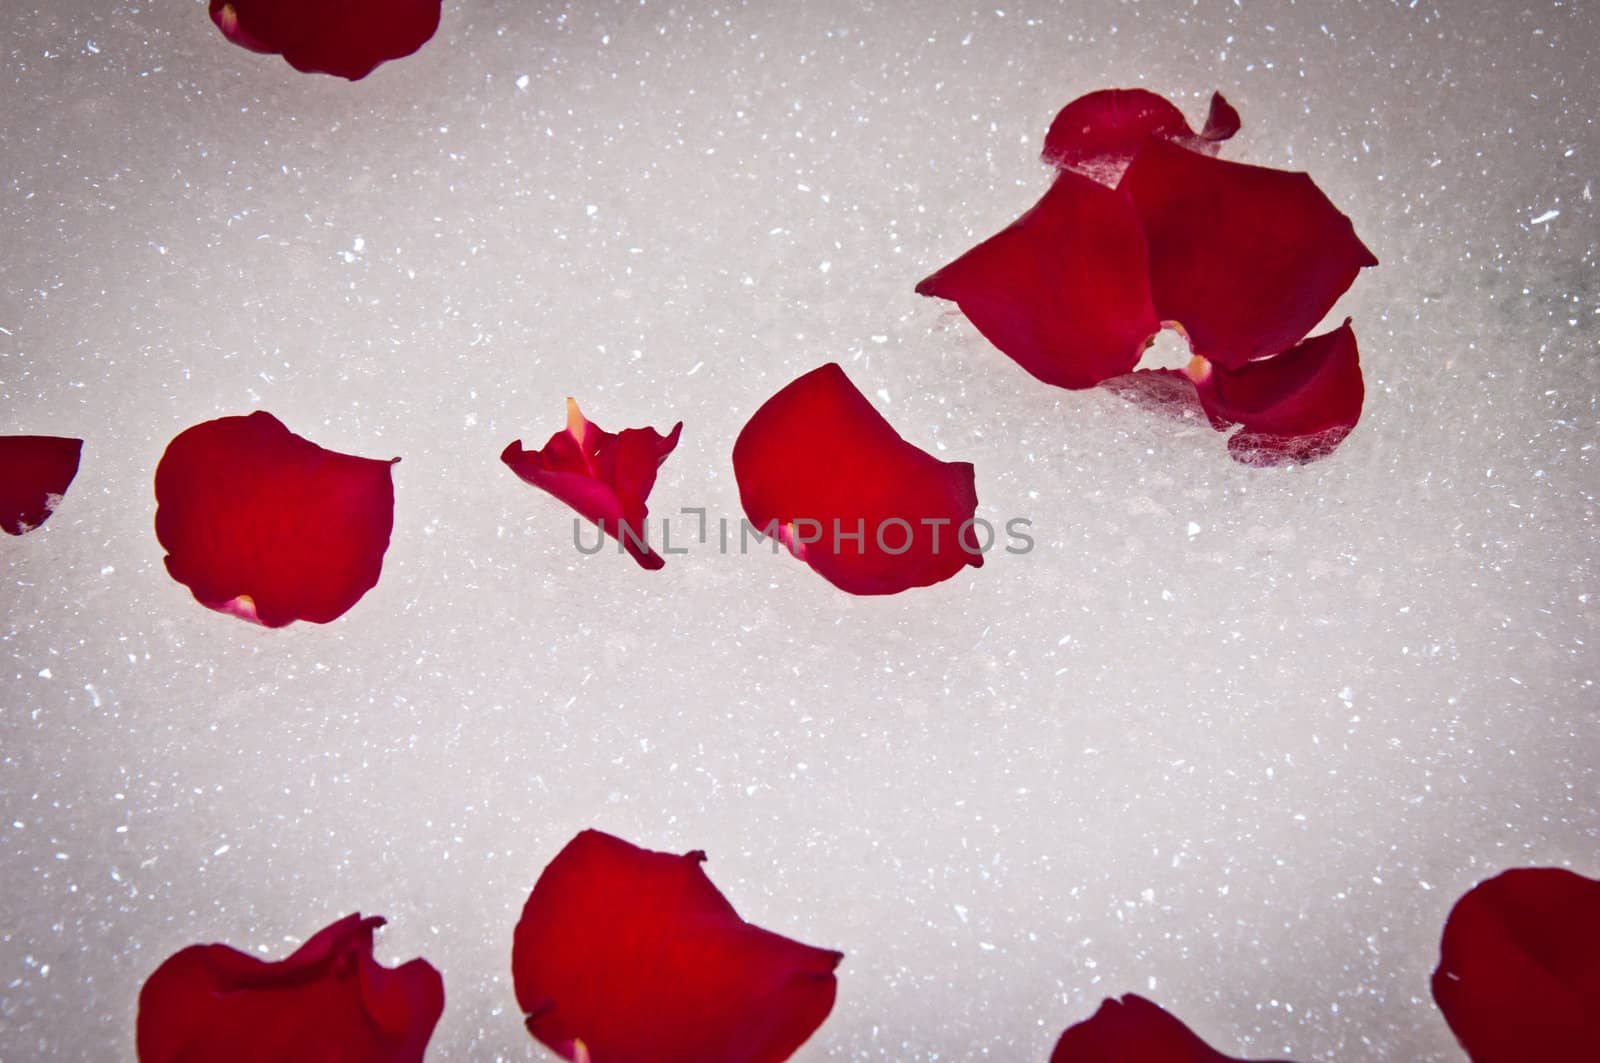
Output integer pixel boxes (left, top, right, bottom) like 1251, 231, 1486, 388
154, 411, 399, 627
733, 363, 983, 595
916, 171, 1159, 389
1200, 93, 1242, 142
0, 435, 82, 536
1050, 995, 1296, 1063
1120, 138, 1378, 370
1193, 320, 1365, 464
209, 0, 441, 80
501, 398, 683, 571
1432, 867, 1600, 1063
137, 913, 444, 1063
1043, 89, 1241, 186
512, 829, 843, 1063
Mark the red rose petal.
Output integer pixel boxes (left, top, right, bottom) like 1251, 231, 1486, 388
1432, 867, 1600, 1063
512, 829, 843, 1063
501, 399, 683, 571
137, 912, 444, 1063
1050, 995, 1295, 1063
0, 435, 82, 536
1190, 319, 1364, 464
209, 0, 441, 80
733, 363, 983, 595
916, 172, 1159, 390
154, 411, 399, 627
1120, 138, 1378, 370
1043, 89, 1241, 186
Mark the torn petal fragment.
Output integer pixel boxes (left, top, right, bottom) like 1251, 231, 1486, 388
136, 913, 444, 1063
154, 411, 399, 627
1043, 89, 1241, 186
1050, 995, 1296, 1063
512, 829, 843, 1063
501, 399, 682, 571
208, 0, 442, 80
733, 363, 983, 595
1432, 867, 1600, 1063
916, 172, 1159, 390
1120, 138, 1378, 370
0, 435, 82, 536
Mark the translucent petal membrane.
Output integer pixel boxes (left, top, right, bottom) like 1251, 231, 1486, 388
1044, 88, 1241, 186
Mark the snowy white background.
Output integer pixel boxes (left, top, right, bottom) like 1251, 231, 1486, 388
3, 0, 1596, 1059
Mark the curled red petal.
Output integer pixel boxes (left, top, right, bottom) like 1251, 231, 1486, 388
208, 0, 441, 80
916, 172, 1159, 389
0, 435, 82, 536
1043, 89, 1241, 186
501, 399, 683, 571
1050, 995, 1296, 1063
137, 912, 444, 1063
511, 829, 843, 1063
733, 363, 983, 595
1192, 320, 1365, 464
1120, 138, 1378, 370
154, 411, 399, 627
1200, 92, 1242, 142
1432, 867, 1600, 1063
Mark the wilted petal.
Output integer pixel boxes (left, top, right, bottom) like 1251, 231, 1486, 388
0, 435, 82, 536
1051, 995, 1295, 1063
209, 0, 441, 80
137, 913, 444, 1063
512, 829, 842, 1063
1120, 139, 1377, 370
154, 411, 399, 627
1043, 89, 1240, 186
733, 363, 983, 595
916, 172, 1159, 389
501, 399, 683, 571
1432, 867, 1600, 1063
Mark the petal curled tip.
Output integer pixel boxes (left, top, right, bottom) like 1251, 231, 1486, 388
733, 363, 984, 596
1120, 139, 1377, 371
512, 829, 843, 1063
208, 0, 442, 80
1432, 867, 1600, 1063
136, 912, 443, 1063
154, 412, 398, 627
0, 435, 83, 536
502, 401, 682, 570
917, 171, 1159, 390
1050, 994, 1298, 1063
1201, 92, 1242, 142
1043, 88, 1242, 186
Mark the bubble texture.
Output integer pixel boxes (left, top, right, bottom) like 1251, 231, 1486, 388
2, 1, 1596, 1059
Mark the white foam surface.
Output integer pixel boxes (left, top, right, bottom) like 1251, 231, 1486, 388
2, 0, 1596, 1059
